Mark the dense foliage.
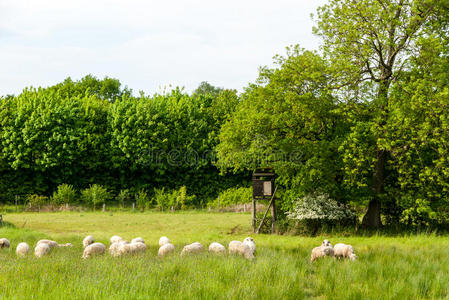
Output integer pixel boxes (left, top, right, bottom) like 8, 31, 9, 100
0, 77, 247, 206
217, 0, 449, 229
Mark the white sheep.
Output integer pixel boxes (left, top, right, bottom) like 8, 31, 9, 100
131, 237, 145, 244
117, 241, 146, 256
208, 242, 226, 255
109, 241, 129, 257
310, 245, 334, 262
158, 243, 175, 257
16, 242, 30, 257
35, 243, 51, 258
334, 243, 357, 261
159, 236, 170, 247
180, 242, 204, 256
228, 241, 254, 260
243, 237, 256, 254
82, 242, 106, 259
110, 235, 124, 244
37, 239, 72, 248
0, 238, 10, 249
83, 235, 95, 248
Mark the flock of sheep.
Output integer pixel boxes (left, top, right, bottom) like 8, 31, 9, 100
0, 236, 357, 262
0, 236, 257, 260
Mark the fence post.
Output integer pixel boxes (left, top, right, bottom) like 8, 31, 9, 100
15, 195, 18, 212
132, 203, 135, 211
102, 203, 106, 212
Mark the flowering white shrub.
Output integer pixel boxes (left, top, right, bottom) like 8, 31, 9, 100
286, 193, 355, 221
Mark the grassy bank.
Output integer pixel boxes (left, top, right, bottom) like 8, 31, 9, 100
0, 212, 448, 299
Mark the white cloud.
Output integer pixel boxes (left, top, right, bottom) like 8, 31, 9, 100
0, 0, 327, 96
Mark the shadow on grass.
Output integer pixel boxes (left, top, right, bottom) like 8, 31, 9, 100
0, 221, 17, 229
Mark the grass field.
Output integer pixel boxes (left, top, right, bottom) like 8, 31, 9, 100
1, 212, 449, 299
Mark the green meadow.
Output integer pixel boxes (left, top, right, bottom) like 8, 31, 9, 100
0, 212, 448, 299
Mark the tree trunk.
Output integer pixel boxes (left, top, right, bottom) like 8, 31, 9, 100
362, 149, 386, 228
362, 77, 391, 229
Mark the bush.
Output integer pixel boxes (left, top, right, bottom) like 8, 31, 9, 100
116, 189, 131, 208
215, 187, 251, 207
153, 186, 196, 211
51, 184, 77, 205
81, 184, 111, 210
27, 194, 48, 211
286, 193, 356, 234
135, 189, 150, 211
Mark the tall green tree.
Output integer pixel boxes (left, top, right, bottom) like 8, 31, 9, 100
217, 47, 348, 210
314, 0, 445, 227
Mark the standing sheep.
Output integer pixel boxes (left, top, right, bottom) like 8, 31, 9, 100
334, 243, 357, 261
109, 241, 129, 257
159, 236, 170, 247
117, 241, 146, 256
83, 236, 95, 248
158, 243, 175, 257
82, 242, 106, 259
228, 241, 254, 260
243, 237, 256, 254
208, 242, 226, 255
35, 243, 51, 258
110, 236, 124, 244
310, 245, 334, 262
16, 242, 30, 257
0, 238, 10, 249
180, 242, 204, 256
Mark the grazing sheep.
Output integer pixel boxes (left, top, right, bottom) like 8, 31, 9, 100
180, 242, 204, 256
159, 236, 170, 247
158, 243, 175, 257
109, 241, 129, 257
82, 242, 106, 259
334, 243, 357, 261
16, 242, 30, 257
228, 241, 254, 260
117, 241, 146, 256
37, 239, 72, 248
322, 239, 332, 247
35, 243, 51, 258
243, 237, 256, 254
83, 236, 95, 248
310, 245, 334, 262
110, 235, 124, 244
131, 237, 145, 244
0, 238, 10, 249
208, 242, 226, 255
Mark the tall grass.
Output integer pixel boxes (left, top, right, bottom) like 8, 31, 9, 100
0, 212, 448, 299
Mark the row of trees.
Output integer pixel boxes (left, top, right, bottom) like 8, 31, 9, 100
0, 77, 247, 205
217, 0, 449, 228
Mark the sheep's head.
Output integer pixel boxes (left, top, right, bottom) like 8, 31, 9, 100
349, 253, 357, 261
321, 246, 334, 257
244, 237, 255, 244
322, 240, 332, 247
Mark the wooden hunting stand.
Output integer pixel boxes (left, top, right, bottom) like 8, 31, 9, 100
252, 168, 276, 233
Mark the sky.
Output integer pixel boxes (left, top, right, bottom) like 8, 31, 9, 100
0, 0, 327, 96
